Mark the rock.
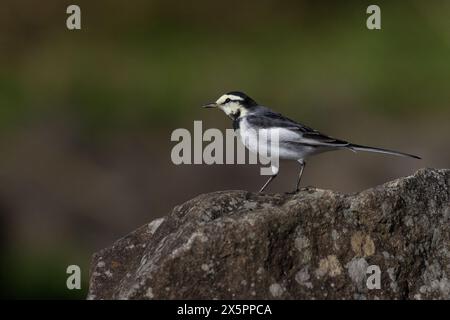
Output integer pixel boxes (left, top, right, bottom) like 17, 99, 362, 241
87, 168, 450, 300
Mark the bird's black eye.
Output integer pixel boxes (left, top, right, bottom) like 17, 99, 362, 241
225, 98, 231, 103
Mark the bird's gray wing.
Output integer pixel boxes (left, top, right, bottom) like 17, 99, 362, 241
300, 131, 349, 146
245, 112, 349, 147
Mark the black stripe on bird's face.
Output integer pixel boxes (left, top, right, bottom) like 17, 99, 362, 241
216, 92, 258, 109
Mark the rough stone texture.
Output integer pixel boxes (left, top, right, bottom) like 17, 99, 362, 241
87, 168, 450, 300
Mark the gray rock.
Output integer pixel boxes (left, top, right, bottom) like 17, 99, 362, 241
87, 168, 450, 299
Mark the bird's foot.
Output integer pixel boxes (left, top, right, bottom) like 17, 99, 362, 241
285, 186, 317, 195
285, 189, 300, 195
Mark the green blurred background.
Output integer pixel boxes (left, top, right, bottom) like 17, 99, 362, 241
0, 0, 449, 299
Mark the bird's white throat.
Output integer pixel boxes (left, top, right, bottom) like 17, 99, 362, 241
219, 103, 249, 119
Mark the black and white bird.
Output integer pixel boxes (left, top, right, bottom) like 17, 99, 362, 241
203, 91, 421, 193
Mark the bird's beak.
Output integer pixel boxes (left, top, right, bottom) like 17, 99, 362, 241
202, 103, 217, 109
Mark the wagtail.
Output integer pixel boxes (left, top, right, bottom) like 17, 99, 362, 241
203, 91, 421, 193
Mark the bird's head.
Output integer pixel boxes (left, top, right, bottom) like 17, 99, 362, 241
202, 91, 258, 119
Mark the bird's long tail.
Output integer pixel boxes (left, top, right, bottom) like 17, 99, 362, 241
348, 144, 421, 159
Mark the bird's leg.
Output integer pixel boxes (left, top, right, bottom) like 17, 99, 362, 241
259, 174, 278, 193
290, 160, 306, 194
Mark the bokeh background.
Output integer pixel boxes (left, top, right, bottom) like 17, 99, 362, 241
0, 0, 449, 299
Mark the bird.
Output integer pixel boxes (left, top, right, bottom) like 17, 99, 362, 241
202, 91, 421, 193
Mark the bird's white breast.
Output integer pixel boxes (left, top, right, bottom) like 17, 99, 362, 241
238, 118, 260, 154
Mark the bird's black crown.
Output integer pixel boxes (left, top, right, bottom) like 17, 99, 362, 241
226, 91, 258, 108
